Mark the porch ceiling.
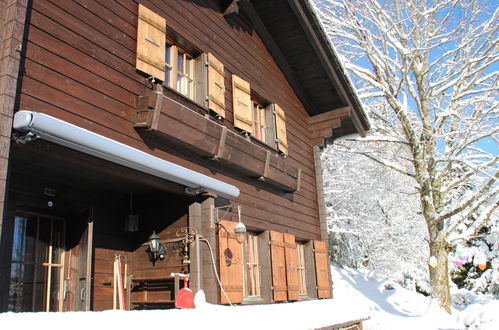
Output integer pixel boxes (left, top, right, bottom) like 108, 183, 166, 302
10, 140, 183, 197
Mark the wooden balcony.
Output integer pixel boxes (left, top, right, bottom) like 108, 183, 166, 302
135, 92, 301, 193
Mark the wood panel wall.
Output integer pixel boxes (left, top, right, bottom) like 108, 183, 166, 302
17, 0, 321, 241
0, 4, 28, 302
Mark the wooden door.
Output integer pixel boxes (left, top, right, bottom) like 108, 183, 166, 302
64, 208, 94, 311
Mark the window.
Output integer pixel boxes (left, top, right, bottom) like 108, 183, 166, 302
232, 75, 287, 154
252, 101, 276, 149
242, 233, 261, 298
9, 213, 65, 312
164, 43, 196, 100
136, 5, 227, 118
297, 243, 307, 296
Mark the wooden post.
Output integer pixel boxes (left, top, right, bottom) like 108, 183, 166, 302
189, 197, 218, 304
188, 202, 202, 295
201, 198, 218, 304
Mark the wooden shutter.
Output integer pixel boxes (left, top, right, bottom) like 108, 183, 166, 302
265, 104, 277, 149
218, 220, 243, 304
274, 104, 288, 155
314, 240, 331, 298
304, 240, 318, 298
284, 233, 299, 301
257, 231, 272, 302
136, 4, 166, 81
270, 231, 287, 301
232, 75, 253, 133
207, 53, 226, 118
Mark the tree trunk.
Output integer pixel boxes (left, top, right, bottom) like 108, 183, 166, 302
428, 233, 451, 313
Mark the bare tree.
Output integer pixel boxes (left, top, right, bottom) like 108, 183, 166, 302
313, 0, 498, 312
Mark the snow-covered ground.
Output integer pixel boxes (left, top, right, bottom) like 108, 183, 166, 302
1, 264, 497, 329
331, 265, 498, 329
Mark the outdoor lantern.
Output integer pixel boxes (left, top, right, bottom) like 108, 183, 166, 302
234, 206, 247, 244
148, 231, 166, 262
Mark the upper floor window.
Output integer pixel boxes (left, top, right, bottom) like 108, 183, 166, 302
232, 74, 288, 155
165, 43, 195, 100
252, 101, 276, 149
135, 5, 226, 119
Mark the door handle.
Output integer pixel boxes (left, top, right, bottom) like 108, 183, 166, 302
80, 287, 86, 301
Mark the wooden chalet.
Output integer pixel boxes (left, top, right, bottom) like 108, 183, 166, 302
0, 0, 369, 317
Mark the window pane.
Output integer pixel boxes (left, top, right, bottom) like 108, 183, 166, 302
297, 244, 307, 296
177, 53, 184, 71
164, 47, 172, 85
165, 46, 171, 64
177, 74, 184, 93
185, 58, 192, 76
244, 234, 260, 297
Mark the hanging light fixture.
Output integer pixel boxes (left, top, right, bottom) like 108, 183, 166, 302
212, 204, 247, 244
148, 231, 166, 262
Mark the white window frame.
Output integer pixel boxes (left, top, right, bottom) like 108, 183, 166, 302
164, 43, 195, 101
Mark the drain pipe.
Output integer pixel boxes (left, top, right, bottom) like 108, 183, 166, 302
195, 234, 201, 291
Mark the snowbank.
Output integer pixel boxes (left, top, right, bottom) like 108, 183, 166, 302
1, 264, 498, 329
0, 290, 367, 330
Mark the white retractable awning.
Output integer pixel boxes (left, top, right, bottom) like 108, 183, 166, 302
13, 110, 240, 199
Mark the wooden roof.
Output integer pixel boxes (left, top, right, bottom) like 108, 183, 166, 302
222, 0, 370, 138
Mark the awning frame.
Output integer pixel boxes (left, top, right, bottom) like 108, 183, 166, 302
12, 111, 240, 200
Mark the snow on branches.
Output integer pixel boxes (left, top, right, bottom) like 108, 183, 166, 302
313, 0, 498, 248
313, 0, 498, 311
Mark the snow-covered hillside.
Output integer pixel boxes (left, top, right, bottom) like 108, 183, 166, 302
1, 264, 497, 329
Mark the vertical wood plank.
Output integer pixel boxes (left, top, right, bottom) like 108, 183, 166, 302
304, 240, 318, 299
284, 233, 299, 301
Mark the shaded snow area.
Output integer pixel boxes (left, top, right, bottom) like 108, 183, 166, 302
1, 264, 497, 329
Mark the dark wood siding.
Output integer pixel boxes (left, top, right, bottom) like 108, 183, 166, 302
18, 0, 320, 240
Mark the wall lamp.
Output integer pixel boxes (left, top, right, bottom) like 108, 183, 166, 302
213, 204, 246, 243
148, 231, 166, 262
